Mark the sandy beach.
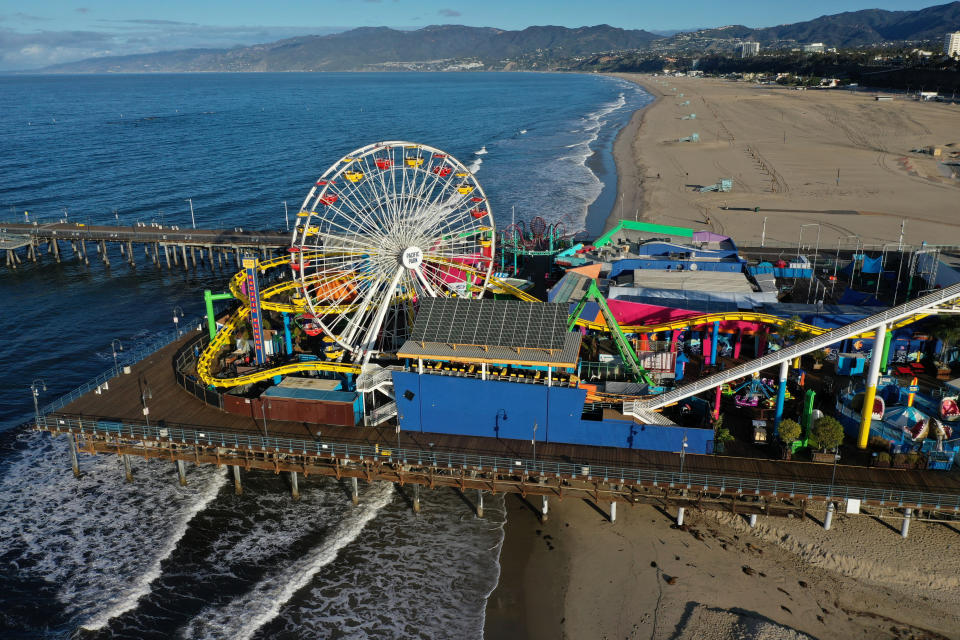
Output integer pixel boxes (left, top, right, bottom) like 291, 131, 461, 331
605, 73, 960, 248
485, 74, 960, 640
485, 495, 960, 640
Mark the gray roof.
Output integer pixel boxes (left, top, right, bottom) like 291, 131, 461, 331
397, 332, 582, 367
411, 298, 569, 351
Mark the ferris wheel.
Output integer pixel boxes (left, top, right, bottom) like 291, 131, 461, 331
290, 141, 495, 364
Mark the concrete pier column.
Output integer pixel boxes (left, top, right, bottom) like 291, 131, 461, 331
163, 244, 171, 268
476, 489, 484, 518
901, 508, 912, 538
80, 240, 89, 264
176, 459, 187, 486
774, 359, 789, 436
101, 241, 109, 266
52, 239, 61, 262
413, 483, 421, 514
290, 471, 300, 501
541, 495, 549, 522
119, 242, 125, 257
676, 506, 685, 526
126, 242, 135, 266
232, 465, 242, 495
858, 322, 887, 449
351, 476, 359, 505
181, 244, 188, 270
122, 454, 133, 483
68, 434, 80, 478
610, 501, 617, 523
748, 513, 757, 528
190, 246, 196, 267
824, 502, 834, 530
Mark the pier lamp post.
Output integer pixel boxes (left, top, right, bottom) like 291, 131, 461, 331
760, 217, 767, 247
186, 199, 196, 229
799, 224, 821, 304
679, 433, 688, 476
114, 209, 119, 223
140, 379, 152, 427
30, 379, 47, 424
173, 306, 184, 337
827, 449, 841, 501
531, 422, 538, 470
283, 201, 289, 231
111, 339, 123, 375
62, 207, 68, 223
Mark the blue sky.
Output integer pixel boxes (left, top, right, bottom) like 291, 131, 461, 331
0, 0, 945, 70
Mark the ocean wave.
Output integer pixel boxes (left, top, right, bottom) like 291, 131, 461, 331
182, 482, 394, 640
81, 466, 228, 631
468, 157, 483, 173
474, 146, 488, 155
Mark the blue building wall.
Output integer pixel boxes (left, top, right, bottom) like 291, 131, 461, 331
392, 372, 713, 453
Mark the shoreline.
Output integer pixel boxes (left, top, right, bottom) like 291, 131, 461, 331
601, 74, 661, 234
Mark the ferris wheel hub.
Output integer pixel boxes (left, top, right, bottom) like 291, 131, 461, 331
401, 246, 424, 269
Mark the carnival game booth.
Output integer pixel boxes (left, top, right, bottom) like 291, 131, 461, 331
392, 298, 713, 453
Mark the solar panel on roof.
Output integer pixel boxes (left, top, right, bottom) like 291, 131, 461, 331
409, 298, 567, 350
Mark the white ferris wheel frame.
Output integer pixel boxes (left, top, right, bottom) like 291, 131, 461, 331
290, 141, 496, 364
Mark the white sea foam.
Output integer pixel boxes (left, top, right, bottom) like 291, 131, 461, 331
468, 157, 483, 173
474, 146, 488, 155
0, 431, 226, 631
81, 466, 228, 630
519, 129, 527, 134
182, 481, 394, 640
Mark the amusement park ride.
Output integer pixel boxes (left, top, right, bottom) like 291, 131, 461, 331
192, 139, 960, 454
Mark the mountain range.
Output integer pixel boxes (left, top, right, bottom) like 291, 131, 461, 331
39, 2, 960, 73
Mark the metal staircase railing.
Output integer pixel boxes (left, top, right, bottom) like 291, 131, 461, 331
638, 282, 960, 410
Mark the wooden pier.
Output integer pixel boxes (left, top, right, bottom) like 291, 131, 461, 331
0, 221, 287, 270
32, 330, 960, 526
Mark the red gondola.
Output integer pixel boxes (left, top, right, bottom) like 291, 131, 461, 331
470, 208, 487, 219
375, 158, 392, 170
471, 197, 484, 203
290, 262, 301, 270
288, 246, 301, 253
319, 194, 338, 205
432, 166, 452, 177
433, 153, 447, 158
316, 179, 336, 186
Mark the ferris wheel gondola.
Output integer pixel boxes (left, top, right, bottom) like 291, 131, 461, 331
290, 141, 495, 364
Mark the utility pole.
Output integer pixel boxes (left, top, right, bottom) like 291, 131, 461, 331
283, 201, 289, 231
186, 199, 196, 229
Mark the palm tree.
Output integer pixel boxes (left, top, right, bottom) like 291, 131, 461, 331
931, 316, 960, 366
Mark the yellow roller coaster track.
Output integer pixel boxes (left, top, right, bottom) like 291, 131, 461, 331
199, 254, 933, 388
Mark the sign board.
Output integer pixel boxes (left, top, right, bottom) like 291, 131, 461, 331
908, 385, 919, 393
845, 498, 861, 514
243, 256, 267, 366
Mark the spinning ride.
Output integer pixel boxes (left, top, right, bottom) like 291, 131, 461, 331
290, 142, 495, 364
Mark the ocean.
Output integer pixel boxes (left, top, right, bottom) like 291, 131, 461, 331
0, 71, 651, 638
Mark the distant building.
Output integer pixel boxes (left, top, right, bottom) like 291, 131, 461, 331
946, 31, 960, 58
739, 41, 760, 58
802, 42, 825, 53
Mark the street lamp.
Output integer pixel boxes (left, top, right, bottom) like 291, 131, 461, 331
761, 216, 768, 247
679, 432, 688, 475
111, 339, 124, 374
799, 223, 821, 303
173, 306, 184, 337
30, 379, 47, 423
186, 198, 196, 229
827, 449, 841, 501
140, 378, 152, 427
532, 422, 538, 469
283, 201, 289, 231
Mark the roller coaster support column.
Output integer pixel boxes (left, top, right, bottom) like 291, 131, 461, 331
282, 312, 294, 355
710, 321, 720, 366
774, 360, 789, 436
713, 386, 722, 421
879, 324, 893, 372
858, 323, 887, 449
204, 290, 234, 341
242, 257, 267, 366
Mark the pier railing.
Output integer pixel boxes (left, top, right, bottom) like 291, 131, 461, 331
38, 413, 960, 511
39, 318, 204, 415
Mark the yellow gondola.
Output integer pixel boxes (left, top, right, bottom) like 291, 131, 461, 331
296, 211, 312, 217
344, 170, 364, 182
456, 184, 474, 194
455, 172, 468, 178
405, 157, 424, 167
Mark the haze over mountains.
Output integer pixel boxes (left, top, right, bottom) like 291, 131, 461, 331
38, 1, 960, 73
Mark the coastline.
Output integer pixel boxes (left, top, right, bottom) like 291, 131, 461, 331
601, 75, 660, 233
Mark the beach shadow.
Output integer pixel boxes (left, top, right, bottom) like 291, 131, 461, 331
667, 602, 701, 640
804, 511, 825, 527
652, 504, 676, 523
684, 183, 707, 190
510, 493, 545, 522
580, 497, 614, 522
871, 514, 903, 536
451, 486, 480, 514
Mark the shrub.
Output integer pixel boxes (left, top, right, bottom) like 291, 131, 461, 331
811, 416, 844, 451
876, 452, 891, 464
778, 419, 802, 443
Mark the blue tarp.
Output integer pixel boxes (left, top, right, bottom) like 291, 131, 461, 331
837, 288, 883, 306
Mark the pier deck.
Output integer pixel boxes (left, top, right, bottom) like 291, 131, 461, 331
43, 331, 960, 514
